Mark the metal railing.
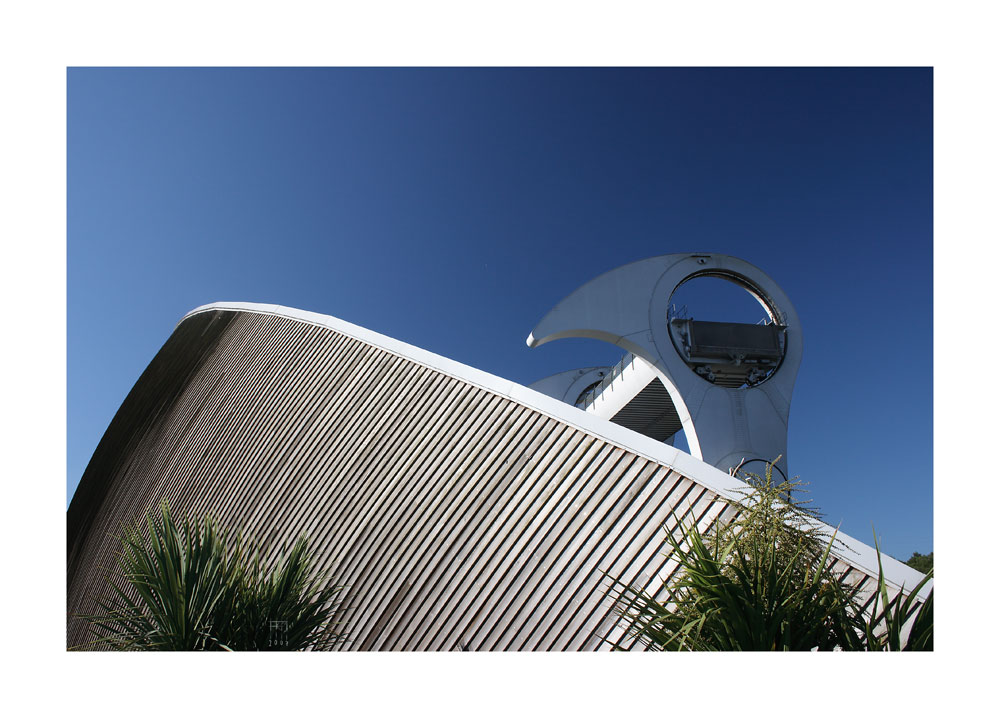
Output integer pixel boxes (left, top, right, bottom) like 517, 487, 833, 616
667, 302, 689, 322
578, 351, 638, 412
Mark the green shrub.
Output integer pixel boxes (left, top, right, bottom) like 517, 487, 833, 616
606, 466, 932, 651
76, 501, 343, 651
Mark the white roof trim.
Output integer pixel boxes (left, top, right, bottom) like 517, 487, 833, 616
181, 301, 931, 599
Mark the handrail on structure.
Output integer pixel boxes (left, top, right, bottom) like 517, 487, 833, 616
579, 352, 638, 412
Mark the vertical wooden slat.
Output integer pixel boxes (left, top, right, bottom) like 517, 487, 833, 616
67, 308, 918, 650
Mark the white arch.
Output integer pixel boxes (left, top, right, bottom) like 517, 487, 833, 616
527, 367, 613, 405
527, 253, 803, 477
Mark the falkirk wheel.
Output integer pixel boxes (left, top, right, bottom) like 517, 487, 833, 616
527, 253, 802, 480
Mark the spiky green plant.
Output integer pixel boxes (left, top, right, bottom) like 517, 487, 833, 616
840, 532, 933, 652
607, 490, 859, 650
606, 464, 932, 651
220, 536, 345, 651
75, 502, 343, 651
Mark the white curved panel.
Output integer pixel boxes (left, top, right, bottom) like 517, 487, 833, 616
527, 253, 803, 478
66, 301, 927, 652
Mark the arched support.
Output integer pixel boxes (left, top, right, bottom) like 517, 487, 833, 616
527, 367, 613, 406
527, 253, 802, 478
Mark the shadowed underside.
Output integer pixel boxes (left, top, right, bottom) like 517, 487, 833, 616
67, 304, 925, 650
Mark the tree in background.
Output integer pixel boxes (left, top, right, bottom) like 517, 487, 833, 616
905, 551, 933, 574
76, 502, 343, 651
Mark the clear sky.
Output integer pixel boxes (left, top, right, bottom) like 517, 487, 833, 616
68, 67, 932, 559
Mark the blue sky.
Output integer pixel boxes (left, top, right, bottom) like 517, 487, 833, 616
68, 67, 932, 559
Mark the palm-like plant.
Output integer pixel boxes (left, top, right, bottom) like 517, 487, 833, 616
76, 502, 342, 651
220, 536, 345, 651
842, 533, 934, 651
606, 466, 932, 651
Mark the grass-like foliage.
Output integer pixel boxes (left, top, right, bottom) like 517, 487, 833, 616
76, 501, 343, 651
842, 532, 933, 651
607, 465, 932, 651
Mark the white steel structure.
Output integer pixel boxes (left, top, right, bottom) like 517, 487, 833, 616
67, 277, 927, 650
528, 253, 802, 480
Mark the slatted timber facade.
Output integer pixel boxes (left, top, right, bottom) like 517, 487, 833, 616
67, 304, 919, 650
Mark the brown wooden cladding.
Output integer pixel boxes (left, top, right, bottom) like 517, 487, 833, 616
67, 308, 880, 650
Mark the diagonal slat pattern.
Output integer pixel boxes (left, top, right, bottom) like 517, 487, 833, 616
67, 307, 893, 650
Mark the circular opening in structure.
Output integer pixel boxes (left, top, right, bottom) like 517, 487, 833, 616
667, 273, 785, 388
668, 275, 773, 325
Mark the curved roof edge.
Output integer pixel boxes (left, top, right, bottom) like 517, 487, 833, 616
181, 301, 930, 599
